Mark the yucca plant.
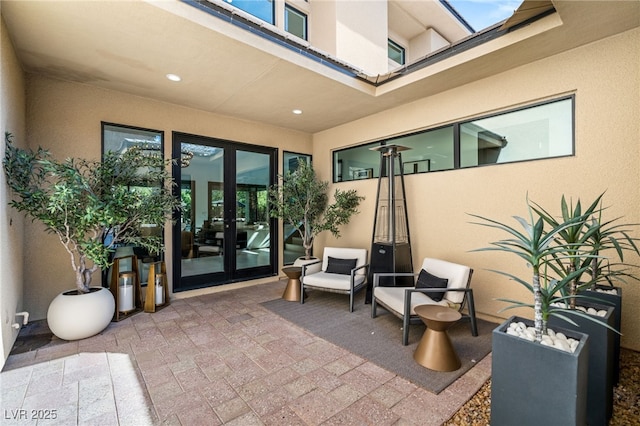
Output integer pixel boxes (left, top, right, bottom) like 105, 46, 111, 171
469, 196, 596, 342
531, 193, 603, 308
533, 192, 640, 298
3, 132, 180, 293
584, 206, 640, 290
267, 161, 364, 260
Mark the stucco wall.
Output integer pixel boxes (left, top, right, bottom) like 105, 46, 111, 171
0, 12, 26, 368
23, 76, 312, 321
313, 28, 640, 350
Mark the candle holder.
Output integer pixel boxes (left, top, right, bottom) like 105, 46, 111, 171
118, 271, 136, 313
109, 254, 143, 321
144, 261, 170, 313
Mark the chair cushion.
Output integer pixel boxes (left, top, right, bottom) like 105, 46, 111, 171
415, 269, 448, 302
325, 257, 357, 275
421, 258, 471, 304
303, 271, 366, 291
321, 247, 367, 275
373, 286, 449, 315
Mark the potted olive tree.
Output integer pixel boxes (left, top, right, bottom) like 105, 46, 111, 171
267, 160, 363, 261
3, 133, 180, 340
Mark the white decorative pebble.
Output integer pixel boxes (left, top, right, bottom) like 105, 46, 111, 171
554, 339, 571, 351
504, 321, 579, 353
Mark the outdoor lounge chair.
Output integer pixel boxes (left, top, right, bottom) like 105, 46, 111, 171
300, 247, 369, 312
371, 257, 478, 345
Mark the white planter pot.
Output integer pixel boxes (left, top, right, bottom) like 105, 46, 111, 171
47, 286, 115, 341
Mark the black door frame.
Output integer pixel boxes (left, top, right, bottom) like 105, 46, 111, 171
172, 131, 278, 292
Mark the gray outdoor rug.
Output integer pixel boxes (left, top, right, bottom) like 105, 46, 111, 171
261, 290, 496, 394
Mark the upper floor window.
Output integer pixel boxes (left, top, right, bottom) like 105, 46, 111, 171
227, 0, 274, 24
388, 39, 405, 65
333, 96, 574, 182
285, 5, 307, 40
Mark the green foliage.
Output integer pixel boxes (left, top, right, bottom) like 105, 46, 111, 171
268, 161, 364, 259
470, 195, 602, 342
3, 132, 180, 293
532, 192, 640, 296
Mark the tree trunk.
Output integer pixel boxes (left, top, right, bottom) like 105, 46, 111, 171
533, 273, 543, 342
75, 268, 91, 293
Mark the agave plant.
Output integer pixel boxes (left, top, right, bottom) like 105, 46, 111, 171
469, 196, 596, 342
267, 161, 364, 260
3, 132, 180, 293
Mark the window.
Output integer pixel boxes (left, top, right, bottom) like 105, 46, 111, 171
333, 96, 574, 182
460, 98, 574, 167
226, 0, 274, 24
285, 5, 307, 40
388, 39, 405, 65
101, 122, 165, 284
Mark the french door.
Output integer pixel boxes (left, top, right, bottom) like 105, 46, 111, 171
172, 132, 277, 292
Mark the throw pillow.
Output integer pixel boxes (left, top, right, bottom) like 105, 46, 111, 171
325, 257, 357, 275
415, 269, 449, 302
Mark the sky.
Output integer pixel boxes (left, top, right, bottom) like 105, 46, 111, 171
447, 0, 523, 32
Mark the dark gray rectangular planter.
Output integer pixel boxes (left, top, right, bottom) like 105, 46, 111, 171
491, 316, 589, 426
581, 285, 622, 385
549, 301, 616, 426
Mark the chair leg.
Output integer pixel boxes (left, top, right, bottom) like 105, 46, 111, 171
349, 291, 354, 313
371, 298, 377, 318
402, 315, 410, 346
402, 291, 411, 345
300, 281, 305, 305
467, 290, 478, 336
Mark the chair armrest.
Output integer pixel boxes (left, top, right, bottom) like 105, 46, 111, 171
301, 259, 322, 276
407, 287, 471, 294
350, 263, 369, 276
373, 272, 418, 288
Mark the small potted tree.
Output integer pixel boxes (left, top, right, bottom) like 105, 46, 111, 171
3, 133, 180, 340
469, 196, 596, 426
531, 193, 639, 423
267, 161, 363, 261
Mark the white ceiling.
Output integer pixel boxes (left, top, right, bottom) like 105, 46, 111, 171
2, 0, 639, 134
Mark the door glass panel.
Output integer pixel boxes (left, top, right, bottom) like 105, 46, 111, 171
282, 152, 311, 264
236, 151, 271, 270
180, 144, 225, 277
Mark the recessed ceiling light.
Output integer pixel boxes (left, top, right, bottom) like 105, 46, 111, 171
292, 109, 303, 115
166, 73, 182, 82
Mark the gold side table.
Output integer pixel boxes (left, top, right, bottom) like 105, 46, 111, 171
282, 266, 303, 301
413, 304, 462, 372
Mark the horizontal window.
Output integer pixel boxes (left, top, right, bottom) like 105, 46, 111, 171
333, 96, 574, 182
460, 98, 574, 167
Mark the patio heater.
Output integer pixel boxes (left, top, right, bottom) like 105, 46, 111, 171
365, 144, 413, 303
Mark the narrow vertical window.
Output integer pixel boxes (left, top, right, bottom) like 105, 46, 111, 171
388, 39, 405, 65
285, 5, 307, 40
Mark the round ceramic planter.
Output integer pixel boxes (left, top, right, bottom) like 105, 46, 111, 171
47, 286, 115, 341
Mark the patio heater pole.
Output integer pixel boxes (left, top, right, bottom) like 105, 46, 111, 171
366, 144, 413, 303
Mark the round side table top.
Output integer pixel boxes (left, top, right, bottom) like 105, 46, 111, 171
414, 304, 461, 324
282, 266, 302, 278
